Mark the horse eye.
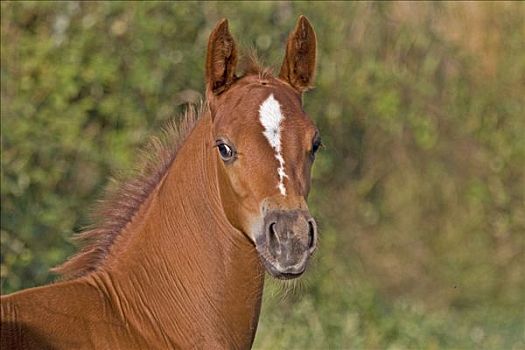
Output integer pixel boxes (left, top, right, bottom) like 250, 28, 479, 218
312, 138, 322, 155
217, 143, 234, 161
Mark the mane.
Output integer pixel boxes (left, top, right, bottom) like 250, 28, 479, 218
52, 103, 204, 280
240, 50, 274, 80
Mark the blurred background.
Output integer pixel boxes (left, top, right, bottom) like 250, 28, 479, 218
1, 2, 524, 349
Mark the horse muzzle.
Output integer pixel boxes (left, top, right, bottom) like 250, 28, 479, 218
256, 209, 317, 279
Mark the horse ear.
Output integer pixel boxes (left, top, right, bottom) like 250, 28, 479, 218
205, 19, 238, 96
279, 16, 317, 93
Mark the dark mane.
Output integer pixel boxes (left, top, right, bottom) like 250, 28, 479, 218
52, 104, 203, 279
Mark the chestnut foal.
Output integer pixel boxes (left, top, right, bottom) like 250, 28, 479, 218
1, 16, 321, 349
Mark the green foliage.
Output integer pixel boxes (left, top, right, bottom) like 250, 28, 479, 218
2, 2, 524, 348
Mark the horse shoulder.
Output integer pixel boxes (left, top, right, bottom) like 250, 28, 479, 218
1, 278, 136, 349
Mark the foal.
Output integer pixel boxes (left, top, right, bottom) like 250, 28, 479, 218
1, 16, 321, 349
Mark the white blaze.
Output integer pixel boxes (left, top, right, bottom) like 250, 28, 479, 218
259, 94, 288, 196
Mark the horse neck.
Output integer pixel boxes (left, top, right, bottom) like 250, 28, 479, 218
89, 112, 265, 347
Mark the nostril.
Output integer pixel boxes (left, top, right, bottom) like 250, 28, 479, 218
307, 219, 317, 250
268, 222, 280, 255
269, 222, 277, 237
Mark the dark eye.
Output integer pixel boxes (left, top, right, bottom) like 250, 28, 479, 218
312, 136, 322, 156
216, 142, 235, 162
